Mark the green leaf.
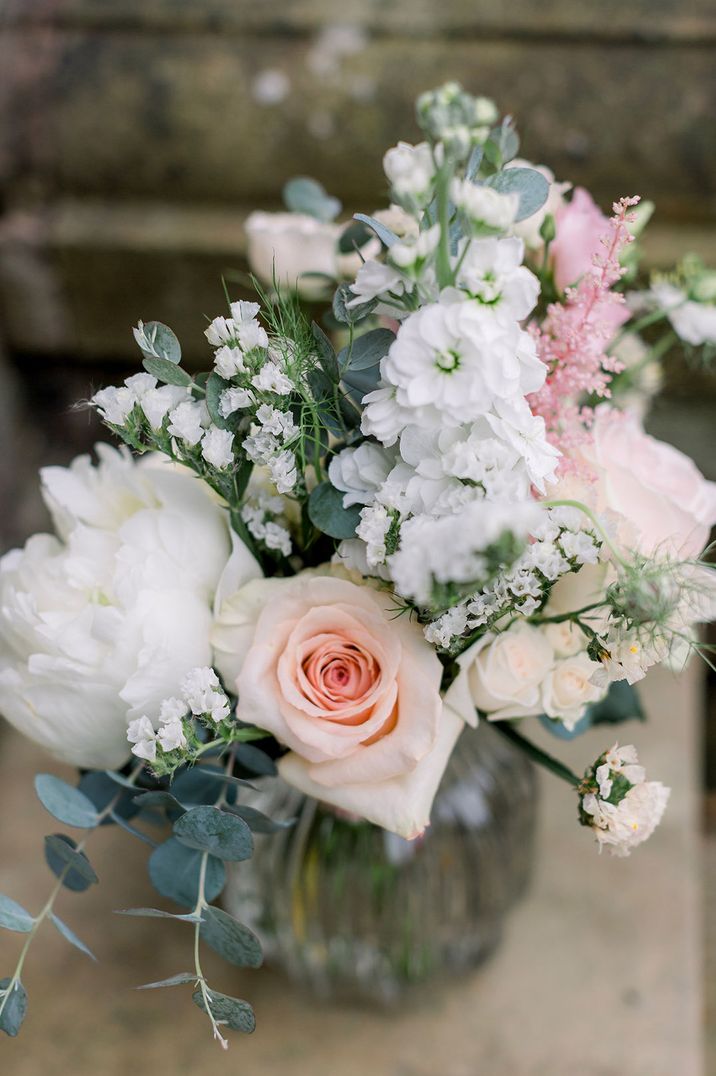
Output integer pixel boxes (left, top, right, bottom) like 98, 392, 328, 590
283, 176, 341, 222
192, 988, 255, 1034
226, 804, 295, 834
311, 322, 340, 382
338, 327, 394, 372
148, 838, 226, 908
308, 481, 361, 539
200, 906, 263, 968
44, 834, 98, 892
342, 362, 382, 406
332, 283, 376, 326
587, 680, 645, 725
115, 907, 201, 923
49, 914, 96, 961
205, 372, 232, 429
488, 122, 520, 165
34, 774, 99, 829
485, 167, 549, 223
234, 744, 277, 777
141, 356, 192, 387
352, 212, 399, 249
133, 790, 186, 814
172, 766, 230, 807
134, 320, 181, 363
0, 979, 28, 1037
173, 807, 253, 862
0, 895, 34, 933
338, 219, 372, 254
136, 972, 197, 990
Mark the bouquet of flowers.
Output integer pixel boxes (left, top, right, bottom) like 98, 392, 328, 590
1, 83, 715, 1046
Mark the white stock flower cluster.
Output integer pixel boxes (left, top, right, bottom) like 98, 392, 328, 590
580, 744, 670, 857
127, 666, 230, 763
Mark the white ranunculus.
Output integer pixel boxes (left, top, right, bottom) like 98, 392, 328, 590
0, 446, 260, 769
541, 653, 604, 730
244, 211, 340, 298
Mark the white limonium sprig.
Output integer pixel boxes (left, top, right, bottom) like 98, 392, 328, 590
579, 743, 670, 857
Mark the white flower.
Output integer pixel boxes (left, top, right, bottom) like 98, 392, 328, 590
649, 281, 716, 346
244, 211, 340, 299
124, 373, 158, 399
255, 404, 297, 442
168, 400, 208, 447
205, 316, 236, 348
156, 713, 187, 752
361, 384, 421, 447
213, 345, 246, 379
347, 260, 406, 308
251, 360, 293, 395
201, 426, 235, 470
484, 396, 558, 493
389, 225, 440, 273
219, 386, 254, 417
581, 759, 670, 858
444, 236, 539, 322
461, 625, 555, 721
541, 652, 604, 730
383, 141, 435, 205
0, 446, 257, 769
267, 450, 298, 494
229, 300, 261, 323
543, 620, 586, 658
243, 429, 280, 464
328, 442, 397, 508
92, 385, 136, 426
356, 504, 392, 567
159, 696, 189, 724
140, 386, 190, 431
559, 529, 599, 564
262, 521, 292, 557
507, 160, 571, 250
127, 716, 157, 761
450, 179, 519, 230
180, 666, 229, 721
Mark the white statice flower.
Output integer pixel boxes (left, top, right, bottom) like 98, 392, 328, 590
647, 281, 716, 347
205, 305, 268, 353
159, 696, 189, 724
541, 652, 604, 730
559, 529, 600, 564
180, 666, 230, 722
240, 485, 293, 556
251, 360, 293, 395
140, 385, 190, 431
205, 316, 235, 348
347, 260, 407, 309
383, 140, 435, 206
356, 503, 392, 567
329, 442, 397, 508
127, 716, 157, 762
444, 236, 539, 323
262, 521, 292, 557
156, 714, 187, 752
580, 743, 670, 857
168, 400, 209, 447
255, 404, 297, 442
243, 429, 279, 465
450, 179, 520, 231
267, 449, 298, 494
0, 445, 256, 769
92, 385, 137, 426
213, 345, 246, 379
201, 426, 235, 470
219, 386, 254, 417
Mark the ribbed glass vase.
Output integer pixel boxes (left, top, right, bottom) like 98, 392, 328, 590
225, 721, 537, 1004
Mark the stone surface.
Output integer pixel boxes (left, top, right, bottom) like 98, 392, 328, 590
0, 664, 703, 1075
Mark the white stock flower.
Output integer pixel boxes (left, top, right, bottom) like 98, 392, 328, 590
328, 443, 397, 508
347, 260, 406, 308
445, 236, 539, 322
383, 141, 435, 205
541, 652, 604, 730
0, 447, 252, 769
201, 426, 235, 470
450, 180, 519, 230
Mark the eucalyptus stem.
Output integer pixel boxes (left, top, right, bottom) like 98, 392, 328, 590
492, 721, 582, 787
0, 762, 144, 1024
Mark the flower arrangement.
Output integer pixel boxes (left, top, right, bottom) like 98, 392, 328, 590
1, 82, 715, 1045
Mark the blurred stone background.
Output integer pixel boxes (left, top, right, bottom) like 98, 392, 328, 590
0, 2, 714, 1067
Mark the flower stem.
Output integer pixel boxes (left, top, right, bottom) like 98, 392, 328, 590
434, 162, 455, 290
492, 721, 582, 787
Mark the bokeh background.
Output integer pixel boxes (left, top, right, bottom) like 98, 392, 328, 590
0, 2, 714, 1072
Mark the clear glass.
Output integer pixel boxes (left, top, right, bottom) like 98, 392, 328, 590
225, 722, 537, 1004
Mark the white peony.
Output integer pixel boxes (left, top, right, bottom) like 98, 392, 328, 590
0, 446, 259, 769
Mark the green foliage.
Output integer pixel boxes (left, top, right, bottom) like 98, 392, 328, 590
338, 327, 395, 372
588, 680, 645, 725
311, 322, 340, 382
192, 988, 256, 1034
44, 835, 98, 892
115, 907, 201, 923
353, 212, 399, 249
205, 372, 232, 429
136, 972, 198, 990
49, 914, 96, 962
226, 803, 295, 834
0, 895, 34, 933
148, 837, 226, 908
332, 283, 377, 326
338, 219, 373, 254
233, 743, 277, 777
308, 481, 362, 539
200, 906, 263, 968
485, 167, 549, 222
34, 774, 99, 829
283, 176, 341, 222
133, 320, 182, 364
142, 355, 193, 387
173, 806, 253, 862
0, 979, 28, 1037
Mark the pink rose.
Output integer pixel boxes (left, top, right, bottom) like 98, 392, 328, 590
211, 570, 462, 838
585, 407, 716, 557
551, 187, 611, 292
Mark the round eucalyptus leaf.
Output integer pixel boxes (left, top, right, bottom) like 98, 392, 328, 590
173, 807, 253, 862
0, 978, 28, 1037
200, 905, 263, 968
141, 356, 192, 387
44, 834, 98, 892
283, 176, 341, 222
485, 167, 549, 222
148, 837, 226, 908
34, 774, 99, 829
308, 481, 361, 540
192, 988, 256, 1033
133, 320, 181, 363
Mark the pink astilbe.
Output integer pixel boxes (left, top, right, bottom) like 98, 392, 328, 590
528, 196, 640, 472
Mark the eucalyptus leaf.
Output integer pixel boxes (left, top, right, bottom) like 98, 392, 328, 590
200, 906, 263, 968
311, 322, 340, 382
465, 144, 484, 181
342, 362, 382, 406
173, 807, 253, 862
226, 804, 295, 834
234, 743, 277, 777
353, 212, 399, 249
79, 772, 138, 823
332, 283, 376, 326
283, 176, 341, 223
588, 680, 645, 725
115, 907, 201, 923
308, 481, 361, 540
0, 978, 28, 1037
44, 834, 98, 892
338, 219, 372, 254
0, 895, 34, 934
485, 167, 549, 222
133, 320, 181, 363
194, 768, 257, 792
338, 327, 394, 372
136, 972, 198, 990
192, 988, 256, 1034
172, 766, 229, 807
34, 774, 99, 829
49, 914, 96, 961
148, 838, 226, 908
205, 372, 232, 429
133, 790, 186, 814
142, 356, 193, 387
